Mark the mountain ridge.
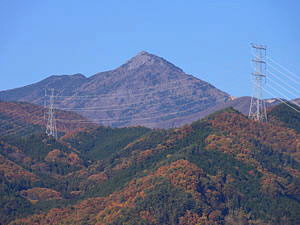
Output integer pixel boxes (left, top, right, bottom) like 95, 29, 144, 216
1, 103, 300, 225
0, 51, 231, 128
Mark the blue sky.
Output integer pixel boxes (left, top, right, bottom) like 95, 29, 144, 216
0, 0, 299, 98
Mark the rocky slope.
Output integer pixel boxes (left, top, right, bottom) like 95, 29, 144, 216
0, 51, 230, 128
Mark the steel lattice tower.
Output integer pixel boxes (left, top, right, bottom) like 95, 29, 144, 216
46, 88, 58, 139
249, 43, 267, 122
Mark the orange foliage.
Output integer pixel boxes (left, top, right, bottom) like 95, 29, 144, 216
207, 111, 300, 158
179, 210, 208, 225
137, 149, 155, 161
116, 125, 193, 168
205, 111, 300, 178
284, 167, 300, 178
21, 187, 62, 201
157, 160, 204, 196
0, 141, 34, 166
260, 173, 288, 197
45, 149, 82, 166
87, 172, 108, 182
10, 159, 236, 225
0, 101, 97, 135
0, 154, 38, 182
10, 160, 209, 225
111, 158, 132, 171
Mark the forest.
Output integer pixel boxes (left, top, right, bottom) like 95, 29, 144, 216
0, 103, 300, 225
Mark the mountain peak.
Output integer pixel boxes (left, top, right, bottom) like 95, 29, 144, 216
123, 51, 160, 70
137, 50, 150, 56
0, 51, 230, 129
121, 51, 186, 73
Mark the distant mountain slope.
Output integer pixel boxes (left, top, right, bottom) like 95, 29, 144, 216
0, 101, 96, 137
160, 96, 282, 127
294, 98, 300, 105
2, 105, 300, 225
0, 74, 87, 103
0, 51, 230, 128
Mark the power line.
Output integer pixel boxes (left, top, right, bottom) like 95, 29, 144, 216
0, 107, 95, 138
47, 77, 199, 99
0, 107, 45, 126
265, 83, 300, 108
50, 81, 228, 113
267, 61, 300, 86
0, 117, 45, 138
55, 108, 189, 123
267, 56, 300, 83
55, 98, 225, 123
266, 75, 300, 100
267, 70, 300, 96
1, 91, 228, 135
48, 81, 214, 104
55, 93, 227, 112
262, 86, 300, 114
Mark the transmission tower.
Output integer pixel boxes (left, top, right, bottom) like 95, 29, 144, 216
249, 43, 267, 122
46, 88, 58, 139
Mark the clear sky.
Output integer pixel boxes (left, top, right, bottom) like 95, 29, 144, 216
0, 0, 299, 98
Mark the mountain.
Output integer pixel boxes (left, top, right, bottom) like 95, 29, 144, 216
0, 101, 96, 137
196, 96, 281, 117
0, 125, 151, 224
0, 51, 231, 128
158, 96, 285, 128
1, 103, 300, 225
294, 98, 300, 105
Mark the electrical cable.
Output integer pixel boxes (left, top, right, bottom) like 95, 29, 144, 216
266, 75, 300, 100
262, 86, 300, 114
267, 70, 300, 95
267, 61, 300, 86
267, 56, 300, 82
265, 83, 300, 108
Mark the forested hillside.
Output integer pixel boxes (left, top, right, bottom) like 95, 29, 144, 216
0, 101, 96, 137
268, 102, 300, 133
1, 103, 300, 225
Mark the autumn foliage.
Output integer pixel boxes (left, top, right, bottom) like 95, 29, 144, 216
2, 105, 300, 225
